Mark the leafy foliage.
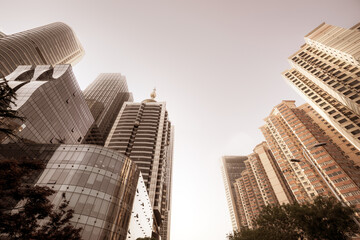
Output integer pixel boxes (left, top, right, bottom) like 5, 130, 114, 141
0, 77, 25, 139
228, 196, 360, 240
0, 158, 82, 239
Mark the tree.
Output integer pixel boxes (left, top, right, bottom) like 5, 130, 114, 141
0, 158, 82, 239
228, 196, 360, 240
227, 227, 295, 240
0, 77, 25, 139
0, 75, 81, 239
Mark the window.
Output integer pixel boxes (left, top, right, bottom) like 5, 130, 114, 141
351, 129, 360, 135
345, 124, 355, 130
343, 90, 352, 95
338, 118, 347, 124
350, 94, 359, 100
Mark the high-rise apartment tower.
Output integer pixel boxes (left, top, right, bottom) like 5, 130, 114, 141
0, 22, 84, 76
105, 90, 173, 240
221, 143, 293, 230
221, 156, 247, 231
261, 101, 360, 208
283, 22, 360, 151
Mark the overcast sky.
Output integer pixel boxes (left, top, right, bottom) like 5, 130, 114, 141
1, 1, 359, 239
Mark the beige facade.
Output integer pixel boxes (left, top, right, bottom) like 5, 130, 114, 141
299, 104, 360, 165
221, 143, 292, 230
221, 156, 247, 231
283, 22, 360, 152
236, 143, 293, 229
105, 94, 173, 240
253, 142, 293, 204
0, 22, 84, 76
261, 101, 360, 208
236, 159, 269, 229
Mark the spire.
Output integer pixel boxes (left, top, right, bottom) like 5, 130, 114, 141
150, 88, 156, 100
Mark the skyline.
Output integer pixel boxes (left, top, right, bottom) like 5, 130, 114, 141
1, 1, 360, 239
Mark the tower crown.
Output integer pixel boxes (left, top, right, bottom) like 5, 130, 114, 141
142, 88, 157, 103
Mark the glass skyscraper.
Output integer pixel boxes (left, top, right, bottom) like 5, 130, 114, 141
0, 22, 172, 240
83, 73, 133, 145
0, 143, 139, 240
0, 22, 84, 77
2, 65, 94, 144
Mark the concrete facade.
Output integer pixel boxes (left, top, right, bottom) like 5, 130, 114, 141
261, 101, 360, 208
283, 22, 360, 152
105, 94, 174, 240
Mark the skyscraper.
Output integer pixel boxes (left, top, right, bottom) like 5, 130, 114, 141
283, 22, 360, 151
234, 143, 295, 229
299, 103, 360, 164
261, 100, 360, 208
252, 142, 294, 205
221, 143, 293, 230
105, 90, 173, 240
0, 143, 140, 240
221, 156, 247, 230
1, 65, 94, 144
83, 73, 133, 145
0, 22, 84, 76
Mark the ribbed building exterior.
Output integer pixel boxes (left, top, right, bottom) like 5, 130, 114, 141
299, 104, 360, 164
283, 22, 360, 152
221, 156, 247, 230
105, 92, 173, 240
83, 73, 133, 145
235, 142, 293, 228
0, 143, 140, 240
252, 142, 294, 205
1, 65, 94, 144
159, 125, 174, 240
0, 22, 84, 76
222, 143, 293, 230
261, 101, 360, 208
235, 161, 266, 229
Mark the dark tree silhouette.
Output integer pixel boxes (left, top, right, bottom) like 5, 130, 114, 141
0, 158, 82, 239
0, 75, 81, 239
228, 196, 360, 240
0, 76, 25, 139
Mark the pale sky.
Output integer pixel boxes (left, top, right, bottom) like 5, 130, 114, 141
1, 1, 359, 239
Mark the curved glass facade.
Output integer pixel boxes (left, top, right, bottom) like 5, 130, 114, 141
2, 65, 94, 144
0, 143, 140, 240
